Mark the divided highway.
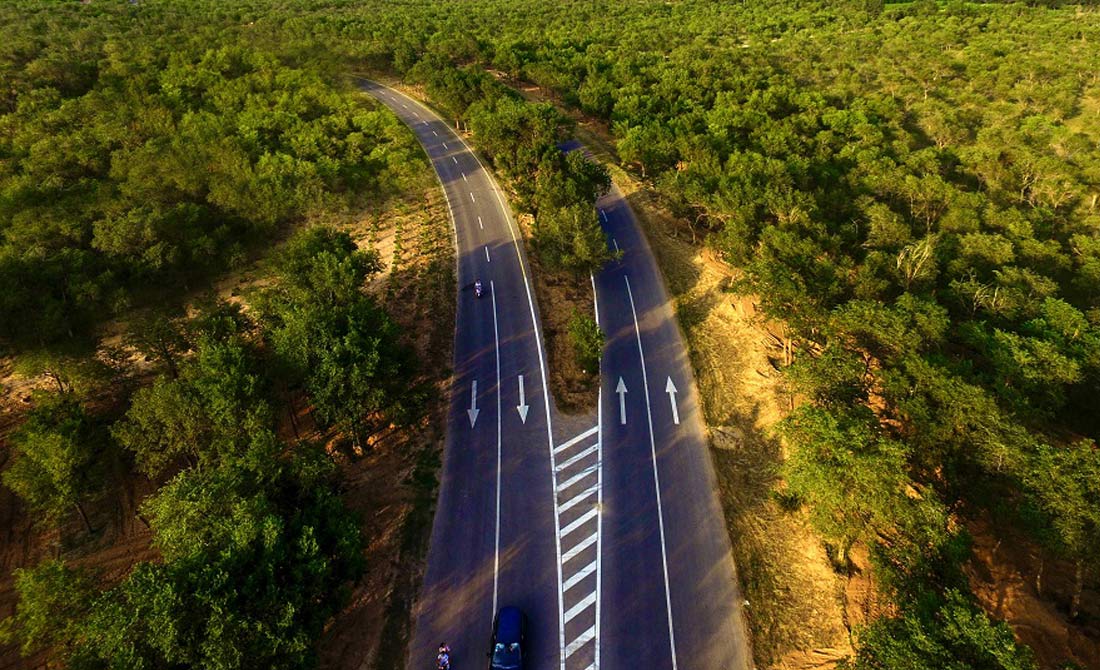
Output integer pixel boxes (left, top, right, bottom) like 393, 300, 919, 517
361, 81, 749, 670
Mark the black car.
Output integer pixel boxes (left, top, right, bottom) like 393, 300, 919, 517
488, 606, 527, 670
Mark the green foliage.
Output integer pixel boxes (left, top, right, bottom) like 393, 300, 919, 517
0, 4, 423, 349
73, 451, 363, 670
1, 392, 104, 530
568, 310, 604, 374
0, 559, 95, 658
779, 407, 950, 568
845, 590, 1036, 670
113, 329, 276, 478
257, 227, 412, 446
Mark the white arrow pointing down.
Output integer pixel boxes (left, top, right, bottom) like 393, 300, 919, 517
467, 380, 479, 427
517, 374, 529, 423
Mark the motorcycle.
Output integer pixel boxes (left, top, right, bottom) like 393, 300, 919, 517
474, 281, 483, 298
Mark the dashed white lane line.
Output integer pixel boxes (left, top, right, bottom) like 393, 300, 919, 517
613, 238, 620, 254
443, 141, 449, 149
485, 246, 491, 263
433, 130, 438, 136
599, 208, 607, 222
470, 192, 476, 203
453, 156, 459, 164
563, 560, 597, 591
402, 103, 408, 109
624, 274, 679, 670
564, 591, 596, 622
463, 172, 468, 182
555, 426, 599, 454
478, 215, 484, 230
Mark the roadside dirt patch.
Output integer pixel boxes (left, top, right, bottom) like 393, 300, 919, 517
966, 515, 1100, 670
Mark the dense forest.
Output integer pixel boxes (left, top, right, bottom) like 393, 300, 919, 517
3, 0, 1100, 669
0, 2, 429, 668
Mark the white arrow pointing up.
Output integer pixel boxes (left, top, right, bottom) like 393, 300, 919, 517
517, 374, 529, 423
665, 376, 680, 425
616, 377, 628, 425
467, 380, 480, 427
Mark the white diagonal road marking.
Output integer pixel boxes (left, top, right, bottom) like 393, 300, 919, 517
565, 626, 596, 657
558, 485, 597, 514
563, 560, 597, 592
557, 464, 597, 493
556, 444, 598, 472
560, 508, 598, 538
555, 426, 598, 454
564, 592, 596, 622
561, 532, 597, 563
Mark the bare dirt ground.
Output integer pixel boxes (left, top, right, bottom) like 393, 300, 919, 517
0, 174, 452, 670
966, 515, 1100, 670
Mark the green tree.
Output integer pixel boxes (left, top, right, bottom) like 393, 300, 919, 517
0, 559, 95, 660
568, 310, 604, 374
2, 392, 104, 532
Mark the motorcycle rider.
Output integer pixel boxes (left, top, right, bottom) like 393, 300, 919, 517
474, 279, 483, 297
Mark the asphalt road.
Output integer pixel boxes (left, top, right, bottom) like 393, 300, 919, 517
362, 82, 749, 670
592, 183, 751, 670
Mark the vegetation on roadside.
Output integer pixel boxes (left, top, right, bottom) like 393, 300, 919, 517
568, 311, 604, 375
5, 0, 1100, 668
316, 0, 1100, 667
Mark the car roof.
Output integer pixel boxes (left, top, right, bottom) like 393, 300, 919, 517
496, 607, 523, 642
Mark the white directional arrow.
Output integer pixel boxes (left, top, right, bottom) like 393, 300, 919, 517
616, 377, 628, 425
467, 380, 480, 427
517, 374, 530, 423
665, 376, 681, 425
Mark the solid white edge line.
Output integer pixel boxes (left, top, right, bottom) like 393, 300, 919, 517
398, 87, 564, 669
625, 274, 679, 670
491, 280, 502, 618
593, 272, 603, 670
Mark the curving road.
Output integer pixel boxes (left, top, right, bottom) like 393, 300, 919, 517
361, 81, 749, 670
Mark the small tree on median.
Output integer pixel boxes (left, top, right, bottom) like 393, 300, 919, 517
569, 310, 604, 375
